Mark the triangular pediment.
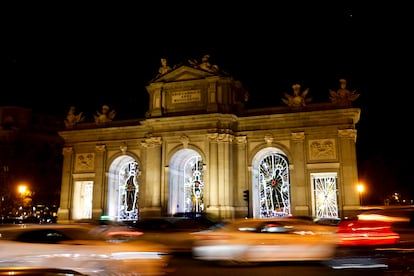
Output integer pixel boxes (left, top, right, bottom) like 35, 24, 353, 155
151, 65, 217, 83
145, 56, 247, 118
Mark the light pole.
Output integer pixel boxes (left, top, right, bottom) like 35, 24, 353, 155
18, 184, 27, 209
357, 184, 364, 206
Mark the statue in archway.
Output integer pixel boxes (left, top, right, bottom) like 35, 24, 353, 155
125, 175, 136, 212
192, 180, 204, 213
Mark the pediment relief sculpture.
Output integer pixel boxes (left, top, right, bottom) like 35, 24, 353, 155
151, 54, 229, 83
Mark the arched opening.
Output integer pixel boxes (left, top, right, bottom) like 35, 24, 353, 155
168, 149, 204, 216
252, 148, 291, 218
107, 155, 139, 222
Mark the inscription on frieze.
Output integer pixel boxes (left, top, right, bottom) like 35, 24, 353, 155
171, 90, 201, 104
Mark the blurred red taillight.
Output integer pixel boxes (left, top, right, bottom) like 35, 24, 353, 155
337, 219, 400, 246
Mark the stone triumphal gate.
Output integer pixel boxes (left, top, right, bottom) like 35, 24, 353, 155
58, 56, 361, 222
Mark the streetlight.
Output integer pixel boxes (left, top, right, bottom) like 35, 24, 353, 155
18, 185, 27, 196
357, 184, 364, 206
17, 184, 31, 209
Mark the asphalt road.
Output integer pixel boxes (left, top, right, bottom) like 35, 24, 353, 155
165, 254, 410, 276
165, 245, 414, 276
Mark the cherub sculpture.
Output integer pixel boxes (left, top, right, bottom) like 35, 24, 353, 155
282, 84, 312, 108
188, 54, 219, 73
329, 79, 360, 107
158, 57, 172, 75
64, 106, 84, 128
94, 105, 116, 124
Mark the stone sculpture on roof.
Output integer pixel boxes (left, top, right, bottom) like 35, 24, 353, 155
329, 79, 360, 107
188, 54, 220, 73
94, 105, 116, 125
282, 84, 312, 109
158, 57, 172, 76
64, 106, 84, 129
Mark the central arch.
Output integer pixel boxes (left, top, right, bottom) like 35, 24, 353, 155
168, 149, 204, 215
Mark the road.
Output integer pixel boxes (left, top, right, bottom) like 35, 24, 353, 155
165, 249, 414, 276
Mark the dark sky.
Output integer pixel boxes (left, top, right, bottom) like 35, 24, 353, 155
2, 2, 414, 203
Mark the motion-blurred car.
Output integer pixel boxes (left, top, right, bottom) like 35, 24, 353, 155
191, 217, 339, 265
0, 224, 171, 276
357, 206, 414, 244
337, 206, 414, 247
0, 267, 86, 275
77, 218, 145, 242
329, 206, 414, 270
336, 218, 400, 246
131, 214, 221, 253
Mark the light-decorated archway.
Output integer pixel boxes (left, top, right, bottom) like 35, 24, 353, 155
107, 155, 140, 221
252, 147, 291, 218
168, 148, 204, 215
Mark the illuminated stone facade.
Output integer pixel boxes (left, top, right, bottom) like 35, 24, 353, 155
57, 58, 361, 222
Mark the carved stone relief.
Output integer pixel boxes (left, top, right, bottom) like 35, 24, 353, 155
75, 153, 95, 170
308, 139, 336, 160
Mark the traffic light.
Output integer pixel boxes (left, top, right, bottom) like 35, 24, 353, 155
243, 190, 249, 201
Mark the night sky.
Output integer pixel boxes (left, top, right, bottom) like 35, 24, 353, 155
2, 2, 413, 203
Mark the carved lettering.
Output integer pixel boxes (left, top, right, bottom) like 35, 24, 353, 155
171, 90, 201, 104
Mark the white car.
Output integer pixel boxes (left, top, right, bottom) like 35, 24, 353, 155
131, 216, 221, 252
0, 224, 171, 275
191, 217, 338, 265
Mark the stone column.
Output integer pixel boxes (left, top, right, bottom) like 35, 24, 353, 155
207, 133, 219, 215
92, 144, 106, 220
290, 132, 309, 215
57, 146, 73, 222
141, 137, 162, 217
234, 136, 248, 218
216, 133, 234, 219
338, 129, 359, 214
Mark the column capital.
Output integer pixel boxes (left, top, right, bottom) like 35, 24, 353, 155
235, 136, 247, 144
338, 129, 357, 142
62, 147, 73, 155
208, 133, 234, 142
291, 131, 305, 141
95, 144, 106, 152
141, 136, 162, 148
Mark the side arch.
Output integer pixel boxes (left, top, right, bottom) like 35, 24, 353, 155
251, 147, 291, 218
107, 154, 141, 221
